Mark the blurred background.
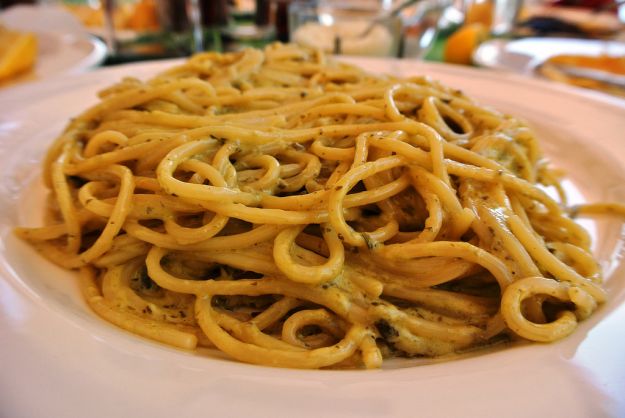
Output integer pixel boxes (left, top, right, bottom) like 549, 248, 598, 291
0, 0, 624, 94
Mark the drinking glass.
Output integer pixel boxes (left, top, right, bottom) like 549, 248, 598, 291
288, 0, 451, 58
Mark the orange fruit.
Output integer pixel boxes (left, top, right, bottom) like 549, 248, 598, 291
443, 23, 488, 65
465, 0, 494, 27
127, 0, 160, 31
0, 26, 38, 81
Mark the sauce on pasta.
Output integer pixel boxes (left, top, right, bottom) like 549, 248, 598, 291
15, 43, 625, 369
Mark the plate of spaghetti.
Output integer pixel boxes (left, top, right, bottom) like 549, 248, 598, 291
1, 44, 624, 417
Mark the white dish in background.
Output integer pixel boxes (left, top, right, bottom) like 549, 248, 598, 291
0, 5, 107, 85
473, 37, 625, 75
1, 58, 625, 418
522, 5, 624, 35
28, 30, 106, 78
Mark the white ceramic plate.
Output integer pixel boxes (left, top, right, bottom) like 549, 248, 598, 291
522, 5, 624, 35
31, 30, 106, 78
0, 5, 107, 86
1, 58, 625, 418
473, 37, 625, 75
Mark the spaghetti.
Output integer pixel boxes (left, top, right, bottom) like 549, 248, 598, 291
16, 43, 625, 369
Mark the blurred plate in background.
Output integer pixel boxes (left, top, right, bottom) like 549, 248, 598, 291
27, 30, 106, 78
0, 5, 107, 86
473, 37, 625, 75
